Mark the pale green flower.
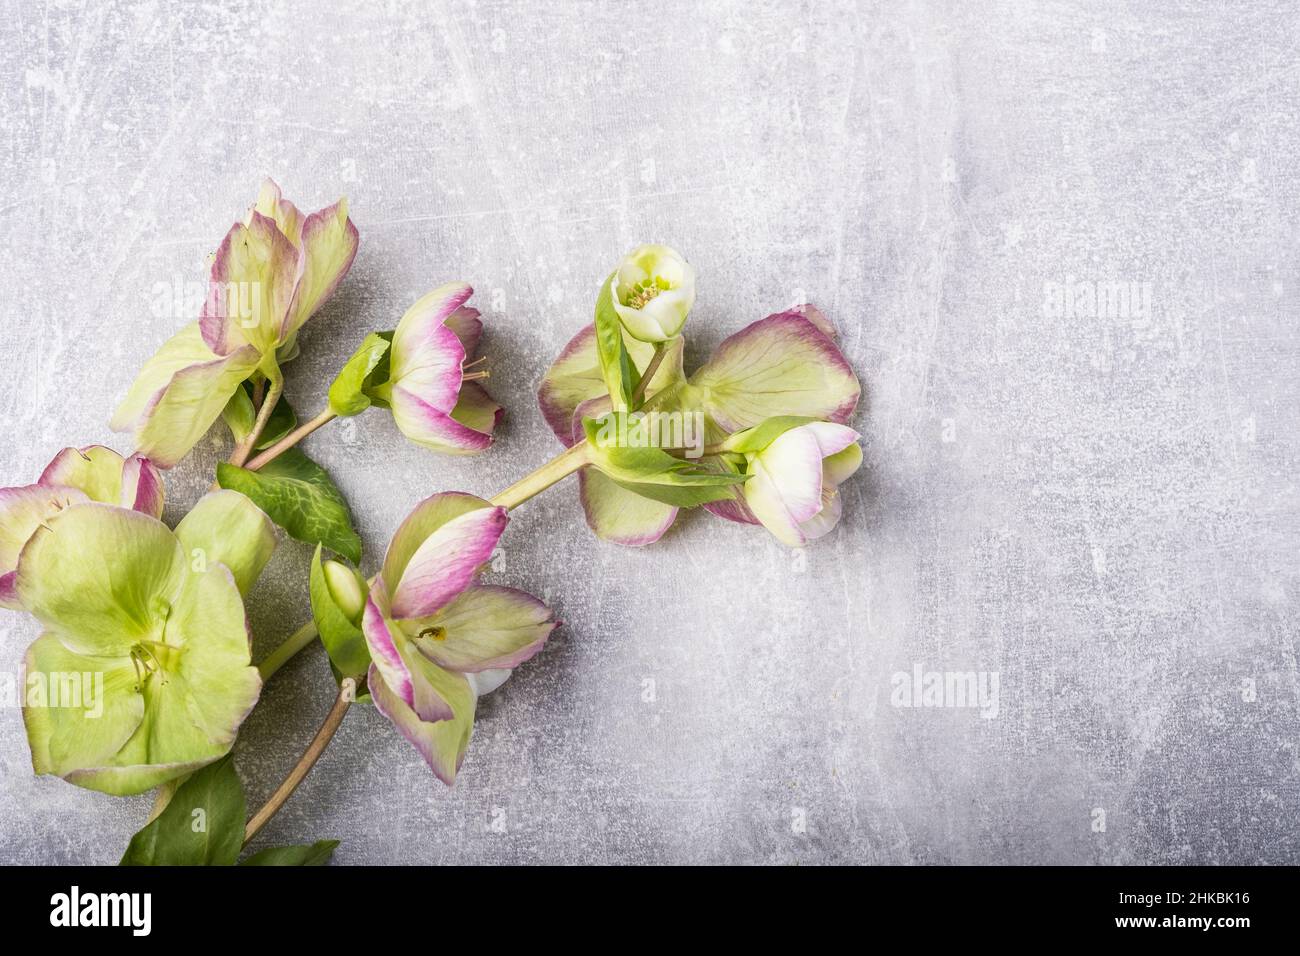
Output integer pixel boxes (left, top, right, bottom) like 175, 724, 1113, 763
19, 491, 274, 795
610, 244, 696, 342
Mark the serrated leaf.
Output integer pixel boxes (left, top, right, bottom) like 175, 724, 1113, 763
217, 448, 362, 563
593, 271, 637, 411
328, 332, 393, 417
120, 756, 245, 866
240, 839, 340, 866
310, 544, 372, 680
582, 414, 746, 507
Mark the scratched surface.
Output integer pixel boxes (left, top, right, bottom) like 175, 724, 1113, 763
0, 0, 1297, 865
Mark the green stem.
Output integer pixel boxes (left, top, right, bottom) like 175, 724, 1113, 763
244, 679, 355, 846
490, 441, 590, 512
228, 375, 283, 468
257, 621, 319, 680
245, 407, 337, 472
631, 341, 669, 406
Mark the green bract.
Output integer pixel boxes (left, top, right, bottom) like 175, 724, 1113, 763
309, 545, 371, 681
18, 491, 274, 795
582, 413, 746, 507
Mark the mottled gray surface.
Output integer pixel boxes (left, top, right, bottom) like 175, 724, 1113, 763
1, 0, 1297, 865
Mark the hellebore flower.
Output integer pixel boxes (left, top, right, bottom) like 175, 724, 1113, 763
609, 243, 696, 342
112, 179, 359, 467
18, 490, 275, 795
1, 445, 163, 609
708, 420, 863, 547
537, 303, 859, 546
362, 492, 556, 783
365, 282, 502, 454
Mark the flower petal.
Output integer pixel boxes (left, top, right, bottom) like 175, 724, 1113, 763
390, 386, 495, 454
390, 284, 471, 414
578, 468, 678, 546
444, 306, 483, 357
248, 178, 305, 247
283, 198, 360, 339
691, 312, 860, 432
163, 563, 261, 750
381, 492, 495, 593
22, 636, 144, 779
362, 582, 414, 709
751, 427, 827, 523
0, 484, 88, 607
405, 585, 556, 672
368, 660, 476, 786
537, 324, 686, 445
391, 505, 508, 619
823, 438, 864, 487
448, 381, 502, 440
702, 493, 760, 525
111, 322, 261, 468
121, 454, 165, 518
16, 503, 184, 654
797, 483, 844, 541
37, 445, 126, 503
174, 490, 276, 597
200, 212, 301, 356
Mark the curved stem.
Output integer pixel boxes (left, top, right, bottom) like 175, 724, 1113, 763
245, 407, 337, 472
490, 441, 590, 511
228, 377, 283, 468
631, 341, 668, 406
257, 620, 319, 680
244, 679, 355, 846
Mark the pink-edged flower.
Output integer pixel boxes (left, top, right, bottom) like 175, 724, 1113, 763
113, 179, 359, 467
0, 445, 163, 609
537, 303, 860, 547
707, 421, 863, 547
367, 282, 502, 455
362, 492, 556, 784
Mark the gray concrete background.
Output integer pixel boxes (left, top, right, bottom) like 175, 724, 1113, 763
1, 0, 1297, 865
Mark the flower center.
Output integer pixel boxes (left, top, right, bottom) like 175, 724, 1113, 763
129, 643, 175, 691
625, 276, 671, 309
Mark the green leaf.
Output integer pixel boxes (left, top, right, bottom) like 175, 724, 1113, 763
310, 544, 372, 680
217, 448, 362, 563
593, 271, 637, 411
582, 414, 746, 507
222, 380, 298, 450
328, 332, 393, 417
240, 839, 340, 866
718, 416, 817, 454
120, 756, 245, 866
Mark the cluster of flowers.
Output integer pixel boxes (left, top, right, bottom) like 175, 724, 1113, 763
1, 183, 862, 808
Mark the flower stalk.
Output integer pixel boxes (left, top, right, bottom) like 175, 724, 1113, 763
258, 620, 320, 680
243, 678, 355, 846
227, 376, 283, 468
245, 407, 338, 472
489, 441, 590, 511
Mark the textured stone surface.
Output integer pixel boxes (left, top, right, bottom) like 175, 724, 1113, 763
1, 0, 1297, 865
